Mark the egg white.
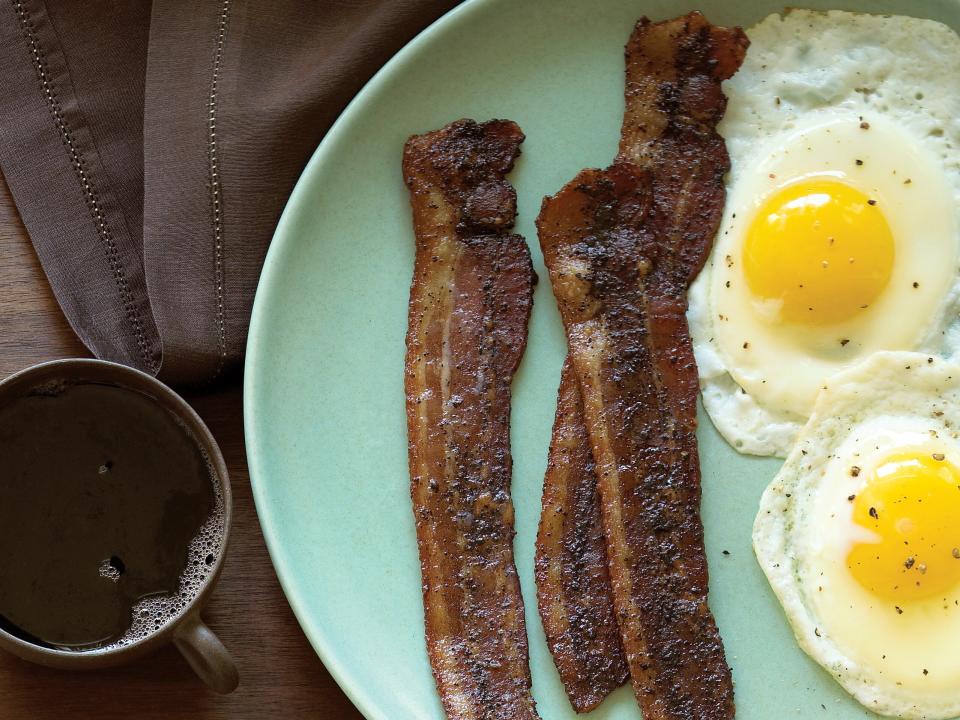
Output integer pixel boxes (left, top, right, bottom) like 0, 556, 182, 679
689, 10, 960, 457
755, 351, 960, 720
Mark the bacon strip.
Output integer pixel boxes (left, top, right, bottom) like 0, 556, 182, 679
537, 13, 748, 720
535, 358, 628, 712
404, 119, 539, 720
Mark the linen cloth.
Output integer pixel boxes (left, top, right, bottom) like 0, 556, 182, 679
0, 0, 460, 384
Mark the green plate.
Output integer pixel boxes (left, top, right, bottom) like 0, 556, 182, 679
244, 1, 960, 717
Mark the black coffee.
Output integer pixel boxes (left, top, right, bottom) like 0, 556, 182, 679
0, 382, 219, 650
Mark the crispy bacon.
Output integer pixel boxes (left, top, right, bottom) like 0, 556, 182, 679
403, 119, 539, 720
535, 358, 629, 712
537, 13, 748, 720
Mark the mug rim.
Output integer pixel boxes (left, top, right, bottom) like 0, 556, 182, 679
0, 358, 233, 668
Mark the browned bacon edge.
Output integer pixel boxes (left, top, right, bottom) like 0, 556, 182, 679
537, 13, 748, 720
403, 118, 539, 720
535, 358, 629, 712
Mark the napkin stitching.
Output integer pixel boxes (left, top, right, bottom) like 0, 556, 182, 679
9, 0, 158, 374
207, 0, 231, 384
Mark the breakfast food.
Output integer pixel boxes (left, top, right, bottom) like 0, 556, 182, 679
689, 10, 960, 457
534, 360, 627, 712
755, 351, 960, 719
403, 119, 539, 719
538, 13, 747, 719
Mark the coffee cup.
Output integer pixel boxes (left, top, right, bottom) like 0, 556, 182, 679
0, 359, 239, 694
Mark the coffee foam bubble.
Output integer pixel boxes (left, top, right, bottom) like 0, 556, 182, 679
100, 459, 226, 652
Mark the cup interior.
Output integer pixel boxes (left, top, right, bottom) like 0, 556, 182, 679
0, 358, 232, 669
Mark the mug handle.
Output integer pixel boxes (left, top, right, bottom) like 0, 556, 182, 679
172, 612, 239, 694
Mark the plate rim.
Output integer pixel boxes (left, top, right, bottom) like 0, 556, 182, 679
242, 1, 490, 717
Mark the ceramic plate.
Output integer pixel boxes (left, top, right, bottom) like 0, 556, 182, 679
244, 0, 960, 717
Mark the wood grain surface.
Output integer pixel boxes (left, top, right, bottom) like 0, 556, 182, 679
0, 172, 364, 718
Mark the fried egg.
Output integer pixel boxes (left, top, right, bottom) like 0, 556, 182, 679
688, 10, 960, 457
755, 351, 960, 719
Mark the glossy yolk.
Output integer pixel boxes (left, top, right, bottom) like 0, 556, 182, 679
743, 178, 895, 325
848, 451, 960, 603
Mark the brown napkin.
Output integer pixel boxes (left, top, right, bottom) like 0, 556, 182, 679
0, 0, 459, 386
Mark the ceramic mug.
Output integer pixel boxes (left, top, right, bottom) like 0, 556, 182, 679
0, 359, 239, 694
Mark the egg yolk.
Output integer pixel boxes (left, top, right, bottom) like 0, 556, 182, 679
742, 178, 895, 325
847, 450, 960, 603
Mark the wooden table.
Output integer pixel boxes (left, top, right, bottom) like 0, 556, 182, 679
0, 174, 363, 718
